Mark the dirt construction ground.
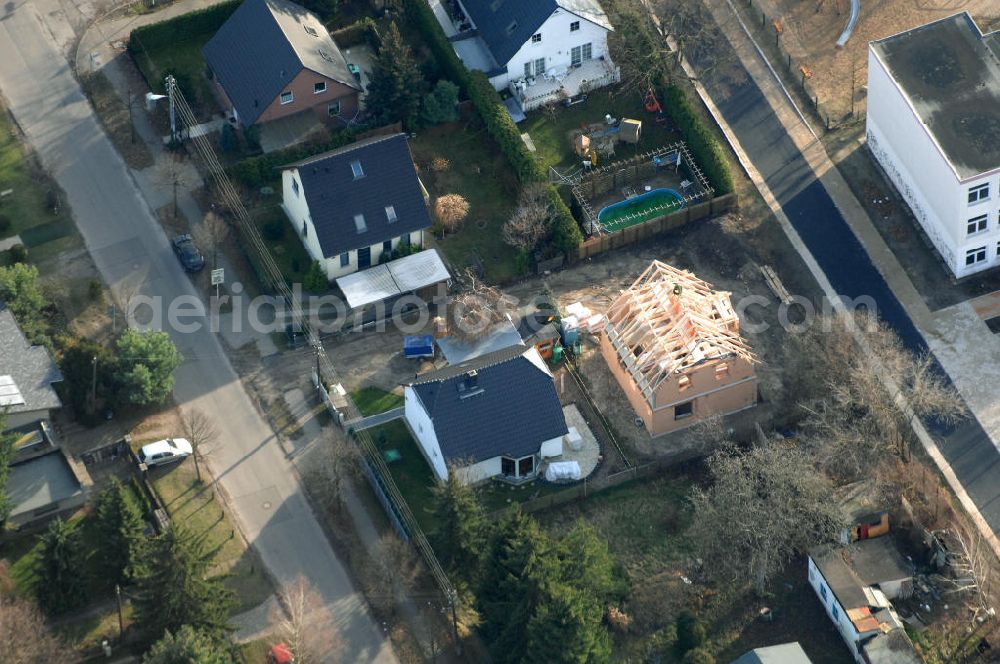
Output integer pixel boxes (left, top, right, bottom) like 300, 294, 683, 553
755, 0, 1000, 121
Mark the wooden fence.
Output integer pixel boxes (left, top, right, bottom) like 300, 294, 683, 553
573, 192, 737, 261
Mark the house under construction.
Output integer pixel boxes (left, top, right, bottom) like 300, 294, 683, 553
600, 261, 757, 436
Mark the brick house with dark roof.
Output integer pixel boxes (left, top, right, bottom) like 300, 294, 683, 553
202, 0, 361, 127
281, 133, 431, 279
403, 344, 569, 485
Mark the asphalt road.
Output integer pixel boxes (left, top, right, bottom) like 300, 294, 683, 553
0, 4, 396, 660
685, 18, 1000, 537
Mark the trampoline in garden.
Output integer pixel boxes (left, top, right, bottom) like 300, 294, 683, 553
597, 188, 686, 232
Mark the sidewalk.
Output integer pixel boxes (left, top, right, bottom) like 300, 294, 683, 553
641, 0, 1000, 558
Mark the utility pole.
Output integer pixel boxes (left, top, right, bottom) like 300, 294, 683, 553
165, 75, 178, 145
115, 584, 125, 641
89, 355, 98, 413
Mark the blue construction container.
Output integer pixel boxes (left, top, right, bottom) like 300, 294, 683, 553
403, 335, 435, 359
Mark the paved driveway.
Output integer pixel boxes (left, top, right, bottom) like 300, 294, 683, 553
0, 4, 395, 660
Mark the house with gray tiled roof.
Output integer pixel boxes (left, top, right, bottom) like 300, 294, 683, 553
202, 0, 361, 128
442, 0, 619, 112
0, 303, 63, 431
403, 344, 568, 485
281, 133, 431, 279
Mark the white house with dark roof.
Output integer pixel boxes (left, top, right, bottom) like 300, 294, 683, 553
867, 13, 1000, 278
403, 345, 568, 485
203, 0, 361, 128
445, 0, 618, 111
0, 304, 62, 431
808, 538, 919, 664
281, 133, 431, 280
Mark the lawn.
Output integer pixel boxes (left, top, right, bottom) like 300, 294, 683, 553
150, 458, 273, 612
520, 87, 682, 173
0, 105, 80, 265
251, 204, 312, 286
366, 420, 438, 533
350, 386, 404, 417
409, 122, 521, 283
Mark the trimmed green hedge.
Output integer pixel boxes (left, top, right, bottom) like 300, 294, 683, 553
128, 1, 238, 53
662, 85, 733, 195
403, 0, 469, 97
230, 129, 361, 189
331, 17, 380, 49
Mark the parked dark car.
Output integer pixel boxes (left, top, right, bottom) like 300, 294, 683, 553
171, 234, 205, 272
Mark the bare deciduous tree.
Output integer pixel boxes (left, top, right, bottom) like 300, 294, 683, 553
502, 183, 553, 252
269, 575, 341, 664
930, 523, 995, 621
302, 430, 362, 515
446, 270, 515, 343
191, 210, 231, 271
688, 441, 845, 593
433, 194, 470, 234
787, 313, 965, 482
152, 153, 189, 220
179, 407, 218, 482
0, 563, 72, 663
360, 533, 419, 618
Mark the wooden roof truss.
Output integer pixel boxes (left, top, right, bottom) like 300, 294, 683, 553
603, 261, 756, 405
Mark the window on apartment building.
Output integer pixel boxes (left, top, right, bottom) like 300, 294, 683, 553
301, 222, 307, 238
280, 91, 294, 105
570, 20, 580, 31
534, 58, 545, 76
966, 246, 987, 266
531, 33, 542, 43
314, 81, 326, 94
832, 605, 839, 621
820, 584, 827, 601
339, 252, 350, 267
524, 62, 533, 78
328, 101, 341, 117
291, 178, 299, 196
383, 240, 392, 254
674, 401, 693, 420
968, 214, 988, 235
969, 183, 990, 204
400, 233, 410, 247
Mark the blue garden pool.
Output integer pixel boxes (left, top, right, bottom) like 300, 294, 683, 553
597, 188, 686, 231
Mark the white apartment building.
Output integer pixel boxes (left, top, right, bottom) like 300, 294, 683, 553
867, 13, 1000, 278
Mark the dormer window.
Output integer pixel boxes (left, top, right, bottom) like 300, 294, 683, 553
354, 214, 367, 233
385, 205, 397, 223
304, 25, 318, 37
350, 160, 364, 179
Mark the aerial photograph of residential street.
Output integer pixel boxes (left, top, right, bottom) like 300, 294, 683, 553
1, 0, 1000, 660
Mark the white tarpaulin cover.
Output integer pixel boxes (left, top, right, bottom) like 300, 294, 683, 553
545, 461, 581, 482
337, 249, 450, 309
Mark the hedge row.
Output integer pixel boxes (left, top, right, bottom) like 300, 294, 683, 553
230, 128, 360, 189
662, 86, 733, 195
402, 0, 469, 97
331, 17, 380, 49
404, 3, 583, 252
128, 1, 238, 53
